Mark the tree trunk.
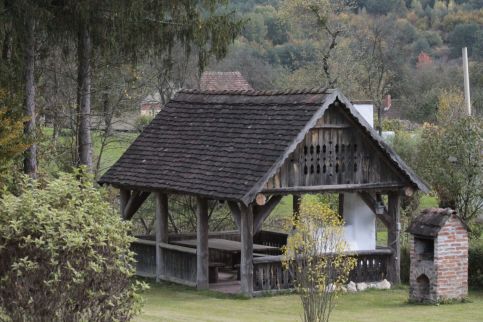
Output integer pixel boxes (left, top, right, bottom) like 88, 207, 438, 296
23, 17, 37, 178
2, 28, 12, 61
76, 21, 93, 171
102, 91, 112, 136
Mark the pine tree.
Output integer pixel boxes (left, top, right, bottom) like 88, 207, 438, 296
46, 1, 242, 172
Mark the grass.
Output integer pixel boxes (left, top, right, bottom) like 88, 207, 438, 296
40, 127, 138, 176
136, 282, 483, 322
91, 131, 138, 175
419, 194, 438, 210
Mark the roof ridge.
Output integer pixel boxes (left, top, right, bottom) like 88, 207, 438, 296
179, 87, 332, 96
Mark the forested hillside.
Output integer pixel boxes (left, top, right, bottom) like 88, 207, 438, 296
209, 0, 483, 122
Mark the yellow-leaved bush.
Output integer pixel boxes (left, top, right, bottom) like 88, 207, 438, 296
0, 170, 147, 322
283, 197, 356, 322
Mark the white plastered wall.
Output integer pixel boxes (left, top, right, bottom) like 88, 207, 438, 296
342, 103, 376, 251
342, 193, 376, 251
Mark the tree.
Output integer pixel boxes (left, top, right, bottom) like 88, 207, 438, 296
0, 170, 146, 321
0, 0, 52, 178
448, 23, 481, 58
280, 0, 355, 87
283, 197, 356, 322
417, 117, 482, 232
47, 0, 242, 172
350, 15, 403, 134
436, 88, 467, 125
0, 89, 29, 192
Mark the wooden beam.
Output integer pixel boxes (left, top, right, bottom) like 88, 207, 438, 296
240, 203, 254, 296
338, 193, 344, 217
253, 195, 282, 233
155, 192, 169, 282
387, 192, 401, 284
196, 197, 209, 289
263, 183, 404, 194
119, 189, 131, 220
293, 195, 301, 227
358, 192, 392, 227
159, 242, 197, 255
124, 191, 151, 220
227, 201, 241, 230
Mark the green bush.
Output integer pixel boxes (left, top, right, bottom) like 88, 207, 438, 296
135, 114, 154, 132
400, 244, 410, 284
0, 170, 145, 321
469, 241, 483, 290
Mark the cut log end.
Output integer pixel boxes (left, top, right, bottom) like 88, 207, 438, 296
404, 187, 414, 197
255, 193, 267, 206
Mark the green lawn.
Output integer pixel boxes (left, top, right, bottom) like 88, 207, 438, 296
136, 283, 483, 322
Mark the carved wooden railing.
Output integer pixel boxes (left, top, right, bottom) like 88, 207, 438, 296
253, 248, 392, 292
348, 248, 392, 283
253, 255, 292, 292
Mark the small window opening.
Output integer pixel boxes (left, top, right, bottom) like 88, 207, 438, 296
310, 165, 314, 174
353, 144, 358, 152
415, 237, 434, 261
354, 163, 358, 172
304, 165, 308, 175
316, 145, 321, 154
304, 145, 308, 155
335, 163, 339, 173
316, 164, 320, 173
323, 164, 327, 173
335, 144, 339, 153
323, 145, 326, 153
310, 145, 314, 154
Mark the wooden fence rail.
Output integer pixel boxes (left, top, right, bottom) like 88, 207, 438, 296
131, 238, 197, 286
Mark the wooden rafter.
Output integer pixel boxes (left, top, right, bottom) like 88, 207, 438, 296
227, 201, 241, 229
358, 192, 392, 227
121, 190, 150, 220
253, 195, 283, 233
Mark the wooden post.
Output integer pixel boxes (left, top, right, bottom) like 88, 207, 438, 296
293, 195, 301, 227
387, 192, 401, 284
240, 203, 254, 296
155, 192, 169, 282
119, 188, 130, 219
196, 197, 209, 289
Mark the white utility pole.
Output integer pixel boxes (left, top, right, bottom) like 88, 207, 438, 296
462, 47, 471, 116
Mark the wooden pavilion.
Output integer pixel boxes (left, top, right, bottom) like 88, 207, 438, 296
99, 88, 429, 296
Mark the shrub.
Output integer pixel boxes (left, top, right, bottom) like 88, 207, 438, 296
400, 244, 410, 284
0, 171, 145, 321
283, 197, 356, 322
134, 114, 154, 132
469, 240, 483, 290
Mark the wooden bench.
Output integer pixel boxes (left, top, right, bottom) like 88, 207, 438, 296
209, 262, 225, 283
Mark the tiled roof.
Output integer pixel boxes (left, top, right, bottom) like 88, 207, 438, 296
199, 71, 253, 91
99, 88, 429, 204
407, 208, 467, 237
